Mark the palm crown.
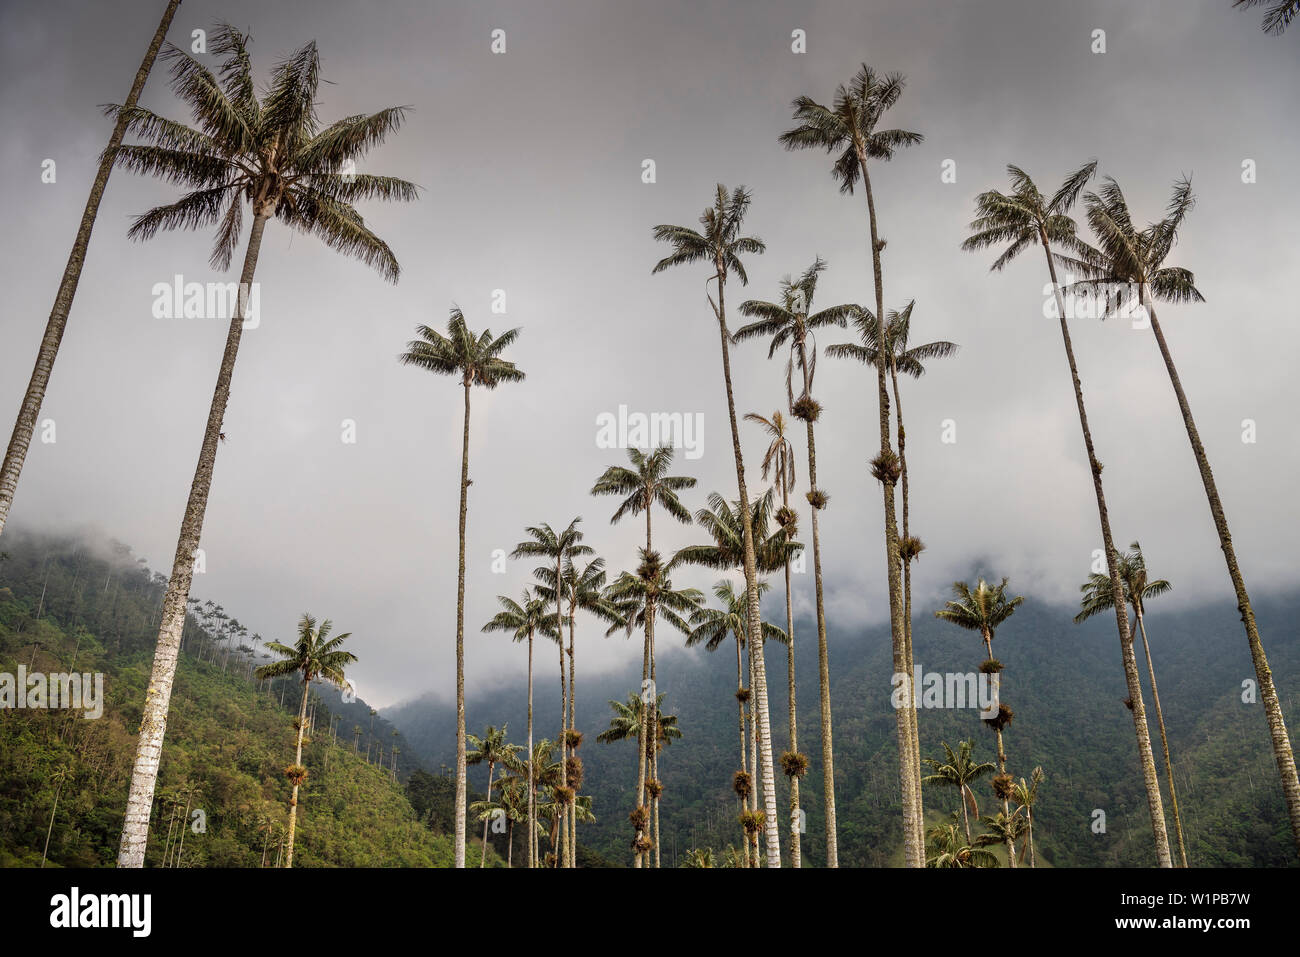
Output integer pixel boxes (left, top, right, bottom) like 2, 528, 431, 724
400, 308, 525, 388
670, 488, 800, 574
779, 64, 922, 193
255, 614, 357, 689
687, 580, 787, 652
110, 22, 416, 276
652, 184, 765, 287
960, 161, 1097, 271
935, 578, 1025, 638
590, 446, 696, 527
826, 300, 958, 378
1075, 542, 1172, 623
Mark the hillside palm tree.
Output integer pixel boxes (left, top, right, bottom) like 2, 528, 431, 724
605, 550, 702, 865
482, 590, 555, 868
961, 161, 1172, 867
254, 614, 357, 868
402, 308, 524, 867
1069, 175, 1300, 854
1012, 767, 1045, 868
1076, 542, 1187, 866
980, 811, 1028, 866
653, 184, 782, 866
935, 578, 1023, 866
670, 488, 796, 576
536, 556, 624, 865
926, 813, 1000, 869
922, 740, 994, 844
591, 444, 696, 866
115, 25, 417, 868
737, 259, 857, 866
745, 410, 804, 866
688, 579, 787, 865
0, 0, 181, 540
511, 519, 590, 867
466, 725, 520, 867
781, 65, 923, 866
1234, 0, 1299, 33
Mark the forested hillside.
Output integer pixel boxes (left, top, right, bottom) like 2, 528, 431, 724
392, 574, 1300, 868
0, 529, 481, 867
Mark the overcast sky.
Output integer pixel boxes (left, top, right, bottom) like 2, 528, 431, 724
1, 0, 1296, 708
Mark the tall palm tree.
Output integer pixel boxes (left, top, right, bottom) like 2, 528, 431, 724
1076, 542, 1187, 866
1072, 175, 1300, 855
745, 410, 804, 866
254, 614, 357, 868
0, 0, 182, 539
826, 299, 957, 703
687, 579, 787, 865
511, 519, 591, 867
780, 65, 923, 866
736, 259, 856, 868
482, 590, 556, 868
536, 557, 624, 866
653, 184, 782, 866
605, 550, 702, 866
1234, 0, 1300, 33
961, 161, 1172, 867
466, 725, 520, 868
922, 740, 994, 845
115, 26, 417, 868
1011, 767, 1045, 868
591, 444, 696, 866
402, 309, 524, 867
935, 578, 1023, 867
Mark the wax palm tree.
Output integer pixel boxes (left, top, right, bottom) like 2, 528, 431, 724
737, 259, 856, 867
254, 614, 356, 868
961, 161, 1172, 867
1069, 175, 1300, 854
591, 444, 696, 865
1012, 767, 1045, 868
1076, 542, 1187, 866
826, 299, 957, 697
482, 590, 556, 868
466, 725, 521, 868
0, 0, 181, 540
781, 65, 923, 866
935, 578, 1023, 866
688, 579, 787, 866
402, 308, 524, 866
114, 25, 417, 868
511, 519, 590, 867
981, 810, 1028, 866
744, 409, 805, 866
670, 488, 797, 576
1234, 0, 1299, 33
605, 550, 702, 865
596, 690, 682, 866
535, 556, 623, 866
926, 813, 1000, 869
922, 740, 994, 845
653, 184, 782, 866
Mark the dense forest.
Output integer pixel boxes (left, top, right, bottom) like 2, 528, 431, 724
0, 529, 495, 867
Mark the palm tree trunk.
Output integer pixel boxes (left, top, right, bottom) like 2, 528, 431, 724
556, 588, 568, 869
1134, 603, 1188, 866
1144, 300, 1300, 854
714, 268, 782, 867
1042, 243, 1170, 865
748, 629, 760, 866
993, 725, 1017, 869
284, 678, 309, 867
0, 0, 181, 538
41, 780, 63, 867
780, 480, 801, 868
480, 761, 495, 868
527, 632, 535, 869
452, 381, 472, 868
117, 210, 269, 868
857, 154, 921, 867
1026, 808, 1036, 868
959, 785, 972, 845
797, 344, 837, 868
735, 633, 750, 868
634, 511, 654, 867
568, 614, 578, 867
889, 355, 925, 832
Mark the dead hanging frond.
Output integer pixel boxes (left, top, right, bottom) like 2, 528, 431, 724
564, 729, 584, 750
983, 702, 1015, 732
629, 805, 649, 830
740, 809, 766, 835
646, 778, 664, 799
979, 657, 1004, 675
806, 488, 829, 510
733, 770, 753, 799
632, 834, 653, 854
735, 687, 751, 703
899, 535, 926, 562
791, 395, 823, 422
781, 750, 809, 778
992, 772, 1015, 801
284, 764, 309, 786
870, 450, 901, 486
554, 785, 575, 805
566, 756, 584, 789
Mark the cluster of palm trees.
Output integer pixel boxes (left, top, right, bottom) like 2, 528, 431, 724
0, 1, 1294, 870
